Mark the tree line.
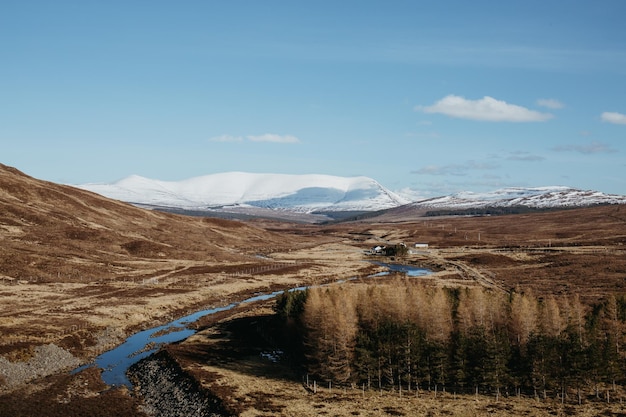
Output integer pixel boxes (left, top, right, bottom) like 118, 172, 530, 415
275, 281, 626, 401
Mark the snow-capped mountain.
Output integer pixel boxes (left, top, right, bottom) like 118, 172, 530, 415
77, 172, 409, 213
77, 173, 626, 218
411, 186, 626, 210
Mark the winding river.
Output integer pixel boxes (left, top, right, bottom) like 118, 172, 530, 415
73, 263, 431, 387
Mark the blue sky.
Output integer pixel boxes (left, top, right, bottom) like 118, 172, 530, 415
2, 1, 625, 198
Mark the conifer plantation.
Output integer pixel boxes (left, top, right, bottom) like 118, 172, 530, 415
276, 281, 626, 402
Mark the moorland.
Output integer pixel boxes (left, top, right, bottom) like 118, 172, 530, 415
1, 163, 626, 416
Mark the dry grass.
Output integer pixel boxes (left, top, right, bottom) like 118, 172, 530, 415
0, 165, 354, 361
3, 164, 626, 415
330, 205, 626, 302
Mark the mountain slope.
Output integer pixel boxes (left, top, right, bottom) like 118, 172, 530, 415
0, 164, 289, 279
77, 172, 409, 213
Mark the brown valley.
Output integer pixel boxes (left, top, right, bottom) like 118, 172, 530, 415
2, 164, 626, 416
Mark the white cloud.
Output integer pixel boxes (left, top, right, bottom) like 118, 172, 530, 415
209, 133, 300, 143
417, 95, 553, 122
247, 134, 300, 143
536, 98, 564, 109
601, 111, 626, 125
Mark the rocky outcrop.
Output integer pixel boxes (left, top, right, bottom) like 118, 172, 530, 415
128, 350, 231, 417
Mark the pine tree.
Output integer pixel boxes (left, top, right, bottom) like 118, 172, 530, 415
325, 286, 359, 383
603, 295, 623, 390
509, 290, 538, 347
425, 286, 453, 343
302, 287, 329, 379
539, 295, 565, 338
354, 330, 376, 388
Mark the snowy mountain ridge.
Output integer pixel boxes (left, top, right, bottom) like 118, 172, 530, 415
77, 173, 626, 216
77, 172, 410, 213
411, 186, 626, 210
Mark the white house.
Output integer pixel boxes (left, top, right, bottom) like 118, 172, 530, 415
372, 245, 385, 254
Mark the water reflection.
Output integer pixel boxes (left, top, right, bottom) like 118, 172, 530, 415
370, 262, 431, 277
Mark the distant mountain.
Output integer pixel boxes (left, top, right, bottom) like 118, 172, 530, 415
77, 172, 626, 219
77, 172, 410, 214
411, 186, 626, 211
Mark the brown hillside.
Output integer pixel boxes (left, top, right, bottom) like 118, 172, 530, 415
0, 164, 353, 366
0, 163, 291, 280
0, 164, 371, 378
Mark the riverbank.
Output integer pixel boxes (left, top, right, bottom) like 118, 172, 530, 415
128, 349, 231, 417
0, 241, 373, 390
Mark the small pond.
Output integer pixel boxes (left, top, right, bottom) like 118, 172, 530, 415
369, 262, 432, 277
